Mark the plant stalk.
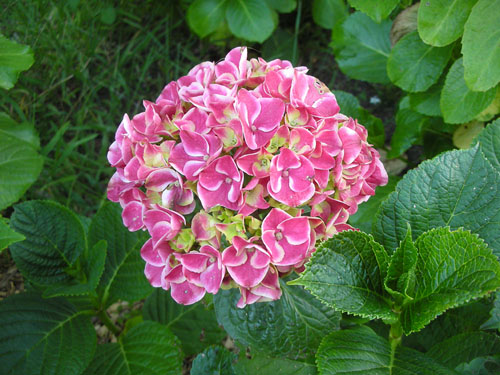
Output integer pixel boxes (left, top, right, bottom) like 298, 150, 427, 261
389, 319, 403, 369
98, 310, 120, 336
292, 0, 302, 66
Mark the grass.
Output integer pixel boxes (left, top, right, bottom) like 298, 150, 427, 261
1, 0, 400, 216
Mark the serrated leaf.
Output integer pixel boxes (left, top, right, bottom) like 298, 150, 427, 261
441, 58, 496, 124
333, 90, 385, 147
88, 202, 151, 307
347, 0, 400, 23
9, 200, 87, 285
0, 293, 96, 375
0, 216, 24, 252
312, 0, 347, 30
291, 231, 395, 321
418, 0, 477, 47
462, 0, 500, 91
374, 145, 500, 257
0, 34, 34, 90
187, 0, 228, 38
476, 119, 500, 173
265, 0, 296, 13
331, 12, 392, 84
481, 291, 500, 330
388, 107, 428, 158
43, 240, 107, 297
387, 31, 453, 92
384, 225, 417, 302
83, 321, 182, 375
349, 177, 399, 233
427, 332, 500, 369
143, 289, 225, 355
409, 78, 443, 117
191, 346, 237, 375
214, 277, 341, 360
400, 227, 500, 334
225, 0, 275, 43
235, 354, 317, 374
317, 325, 456, 375
0, 117, 43, 210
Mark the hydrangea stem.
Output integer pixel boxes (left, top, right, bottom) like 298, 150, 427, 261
389, 319, 403, 369
292, 0, 302, 66
98, 310, 120, 336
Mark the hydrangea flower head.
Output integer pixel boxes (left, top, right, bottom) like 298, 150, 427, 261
107, 47, 388, 307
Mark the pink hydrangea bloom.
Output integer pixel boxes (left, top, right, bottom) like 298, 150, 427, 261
107, 46, 388, 308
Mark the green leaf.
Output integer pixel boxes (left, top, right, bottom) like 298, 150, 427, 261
9, 200, 87, 285
88, 202, 151, 307
0, 116, 43, 210
83, 321, 182, 375
441, 58, 496, 124
0, 34, 34, 90
235, 354, 317, 374
482, 291, 500, 330
387, 31, 453, 92
427, 332, 500, 369
400, 227, 500, 334
374, 145, 500, 257
312, 0, 347, 30
225, 0, 275, 43
347, 0, 400, 23
384, 225, 417, 302
462, 0, 500, 91
262, 28, 295, 62
187, 0, 228, 38
456, 356, 500, 375
43, 240, 107, 297
191, 346, 237, 375
333, 90, 385, 148
418, 0, 477, 47
388, 107, 428, 158
291, 231, 395, 321
349, 177, 399, 233
317, 325, 456, 375
214, 278, 341, 360
143, 289, 226, 356
0, 216, 24, 252
476, 119, 500, 173
265, 0, 296, 13
409, 78, 443, 117
331, 12, 392, 84
453, 121, 485, 149
0, 293, 96, 375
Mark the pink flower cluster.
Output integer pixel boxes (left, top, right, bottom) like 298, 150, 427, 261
107, 47, 388, 308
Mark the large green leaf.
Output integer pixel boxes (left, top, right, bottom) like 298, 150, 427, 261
0, 115, 43, 210
476, 118, 500, 173
441, 58, 496, 124
409, 78, 443, 117
291, 231, 395, 321
347, 0, 400, 23
191, 346, 237, 375
317, 325, 456, 375
43, 240, 107, 298
399, 227, 500, 334
418, 0, 477, 47
331, 12, 392, 84
225, 0, 275, 43
349, 177, 399, 233
387, 31, 453, 92
88, 202, 151, 306
0, 293, 96, 375
0, 216, 24, 252
374, 145, 500, 257
312, 0, 347, 30
388, 107, 428, 158
333, 90, 385, 148
427, 332, 500, 369
0, 34, 34, 90
456, 357, 500, 375
214, 278, 341, 360
462, 0, 500, 91
482, 291, 500, 330
83, 321, 182, 375
9, 200, 87, 285
235, 354, 317, 374
187, 0, 228, 38
265, 0, 296, 13
143, 289, 226, 355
